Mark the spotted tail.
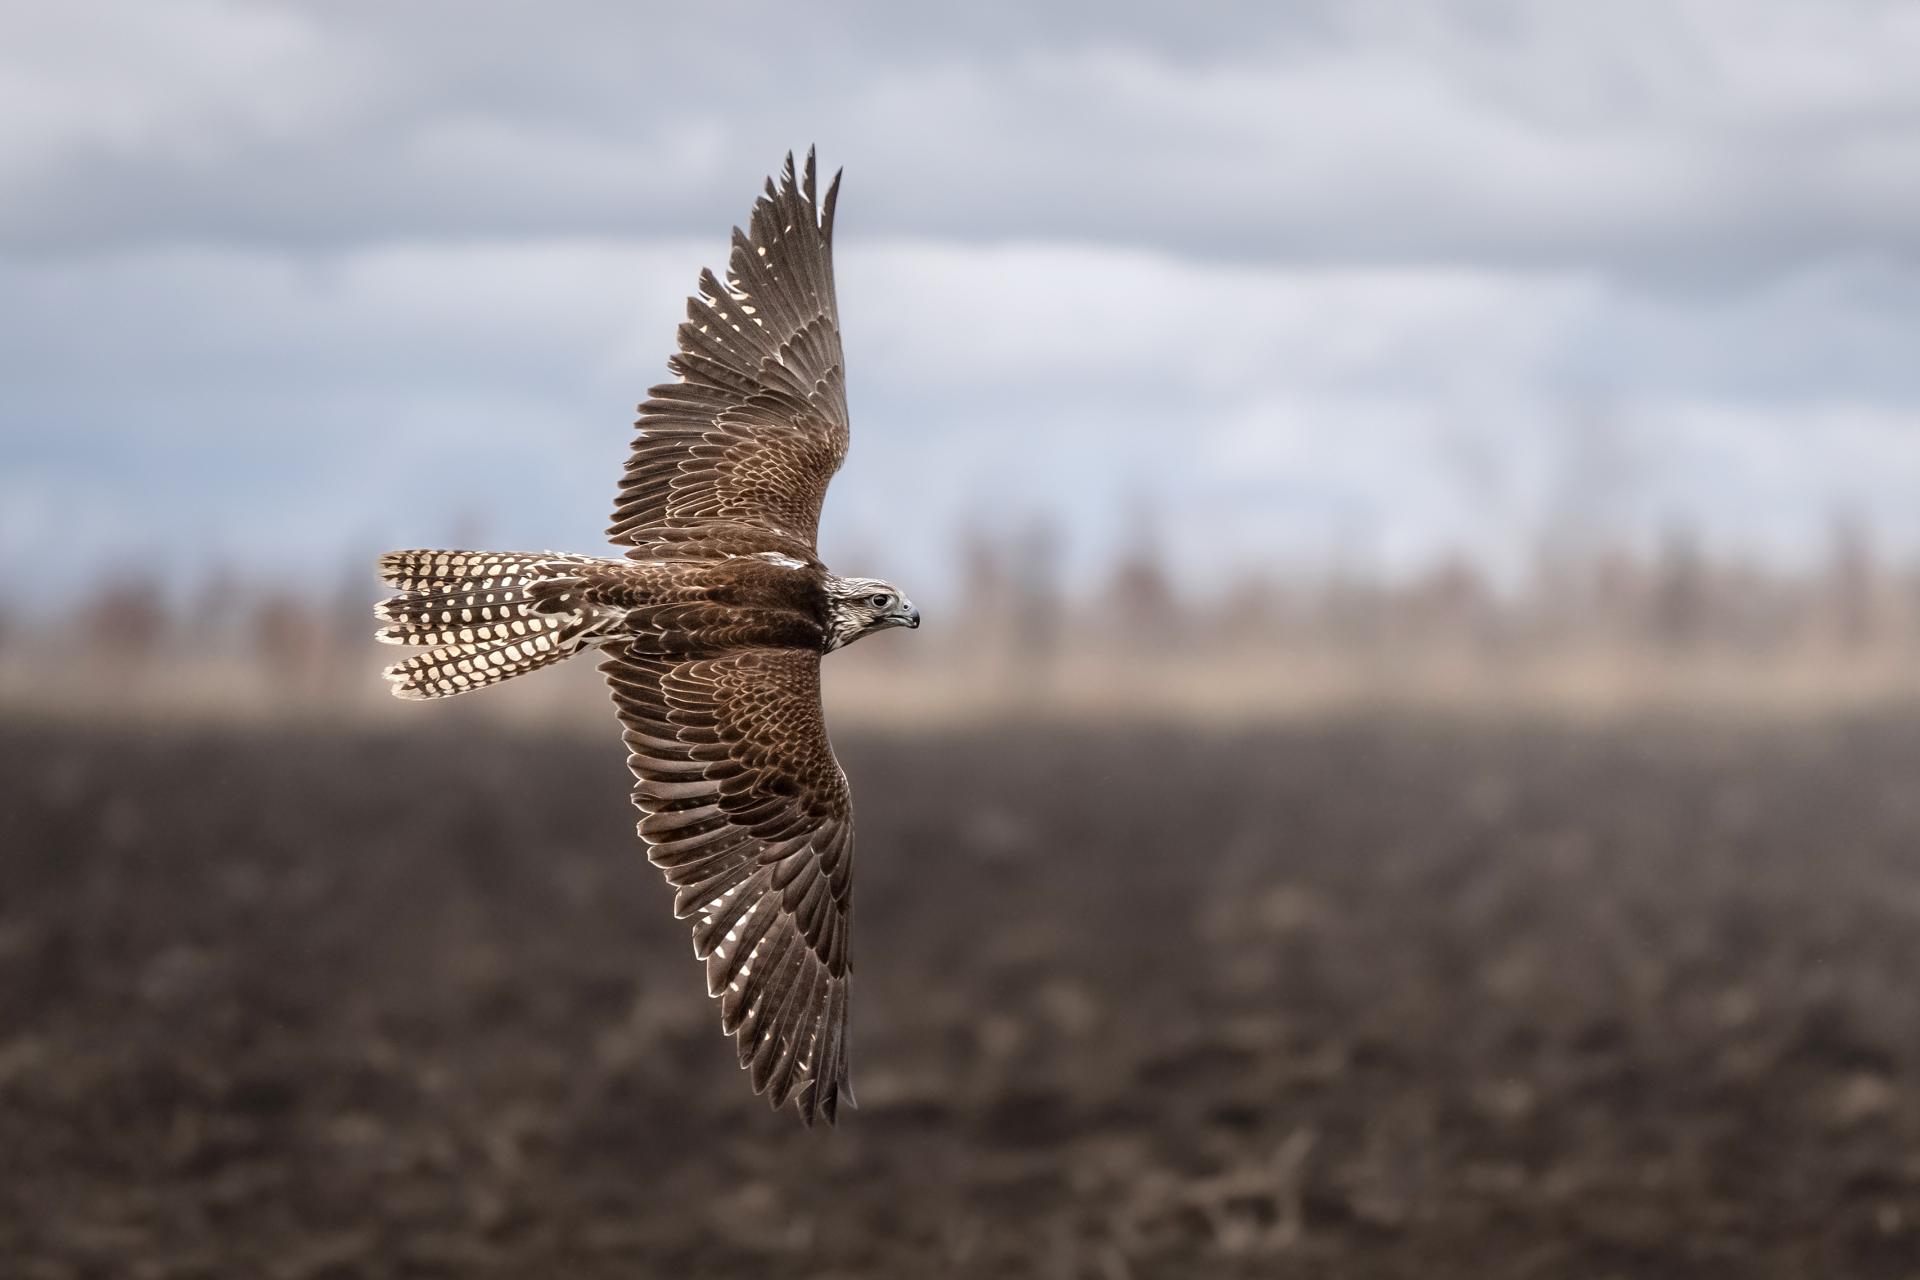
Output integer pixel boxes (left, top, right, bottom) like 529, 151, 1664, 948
374, 550, 600, 700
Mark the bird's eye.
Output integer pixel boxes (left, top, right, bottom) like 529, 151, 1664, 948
869, 593, 891, 608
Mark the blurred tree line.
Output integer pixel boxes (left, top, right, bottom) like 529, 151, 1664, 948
4, 510, 1918, 722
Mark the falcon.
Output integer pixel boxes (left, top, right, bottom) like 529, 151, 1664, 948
373, 151, 915, 1125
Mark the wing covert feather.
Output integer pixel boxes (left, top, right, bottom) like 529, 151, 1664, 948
610, 150, 848, 552
602, 642, 854, 1124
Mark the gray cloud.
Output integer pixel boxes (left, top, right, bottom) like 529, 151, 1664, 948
5, 0, 1918, 285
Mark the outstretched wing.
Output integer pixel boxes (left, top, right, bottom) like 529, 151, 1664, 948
602, 643, 855, 1124
609, 150, 848, 554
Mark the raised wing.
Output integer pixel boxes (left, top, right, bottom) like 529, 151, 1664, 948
609, 150, 848, 555
602, 643, 855, 1124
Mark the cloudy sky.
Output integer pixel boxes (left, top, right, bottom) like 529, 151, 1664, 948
5, 0, 1919, 604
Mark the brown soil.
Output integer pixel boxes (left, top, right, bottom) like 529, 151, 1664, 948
4, 717, 1919, 1278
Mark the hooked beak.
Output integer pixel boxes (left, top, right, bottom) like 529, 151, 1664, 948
901, 603, 921, 629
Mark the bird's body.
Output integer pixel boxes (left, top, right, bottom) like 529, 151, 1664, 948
374, 152, 915, 1125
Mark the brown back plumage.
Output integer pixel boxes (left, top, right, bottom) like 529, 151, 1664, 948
603, 151, 856, 1123
374, 151, 890, 1126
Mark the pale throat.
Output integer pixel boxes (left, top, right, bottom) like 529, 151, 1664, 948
823, 600, 866, 652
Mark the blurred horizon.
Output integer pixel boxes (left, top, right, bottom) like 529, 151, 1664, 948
8, 509, 1920, 726
6, 0, 1920, 613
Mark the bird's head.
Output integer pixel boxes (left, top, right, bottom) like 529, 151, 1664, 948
823, 575, 920, 651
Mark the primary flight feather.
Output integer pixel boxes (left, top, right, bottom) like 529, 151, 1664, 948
374, 150, 917, 1125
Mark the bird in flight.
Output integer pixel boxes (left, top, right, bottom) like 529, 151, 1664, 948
374, 150, 915, 1125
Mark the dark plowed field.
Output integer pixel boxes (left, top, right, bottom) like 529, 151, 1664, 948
5, 716, 1920, 1278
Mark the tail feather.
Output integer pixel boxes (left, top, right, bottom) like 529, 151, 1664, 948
377, 549, 591, 592
374, 584, 573, 647
376, 549, 599, 700
382, 624, 586, 700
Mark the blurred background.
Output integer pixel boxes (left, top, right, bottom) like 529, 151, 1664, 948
5, 3, 1920, 1277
